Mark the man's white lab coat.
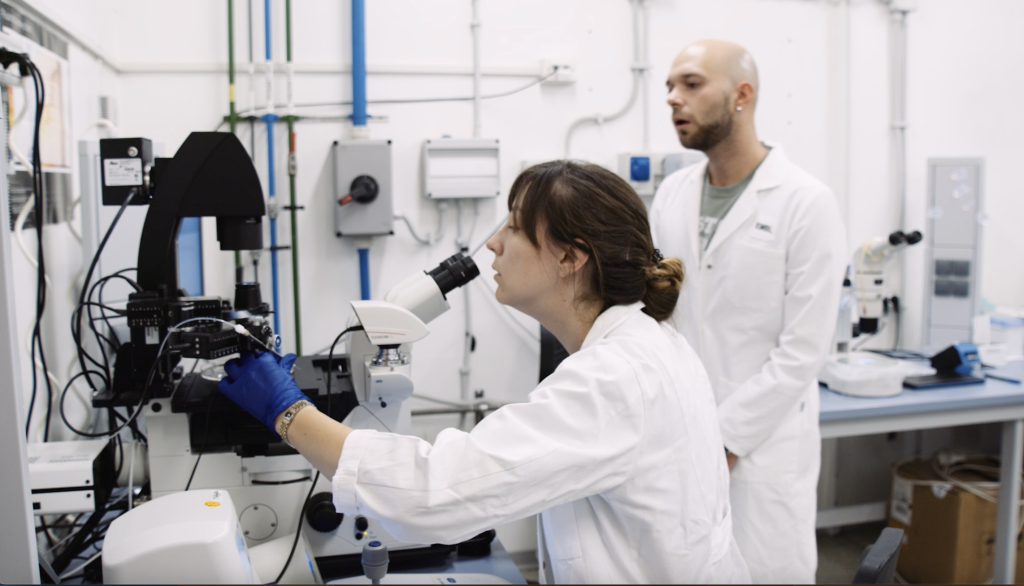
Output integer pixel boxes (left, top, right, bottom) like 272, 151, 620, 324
332, 303, 750, 584
651, 146, 847, 583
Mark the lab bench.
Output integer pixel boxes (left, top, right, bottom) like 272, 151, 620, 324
816, 359, 1024, 584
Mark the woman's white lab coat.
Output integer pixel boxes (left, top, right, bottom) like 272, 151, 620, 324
331, 302, 750, 584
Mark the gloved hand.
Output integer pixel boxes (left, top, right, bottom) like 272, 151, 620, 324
217, 351, 307, 434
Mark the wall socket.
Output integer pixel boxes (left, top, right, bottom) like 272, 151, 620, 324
540, 60, 576, 84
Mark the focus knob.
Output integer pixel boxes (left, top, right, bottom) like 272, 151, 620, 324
305, 492, 343, 533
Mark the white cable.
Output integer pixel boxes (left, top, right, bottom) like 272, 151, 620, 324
394, 202, 448, 246
24, 318, 65, 443
470, 213, 507, 257
467, 200, 479, 246
60, 550, 102, 580
234, 71, 557, 118
411, 393, 479, 409
473, 277, 541, 345
79, 119, 119, 139
454, 199, 480, 250
471, 0, 482, 138
65, 196, 82, 243
127, 439, 137, 510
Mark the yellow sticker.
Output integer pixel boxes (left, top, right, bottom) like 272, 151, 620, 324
204, 501, 221, 507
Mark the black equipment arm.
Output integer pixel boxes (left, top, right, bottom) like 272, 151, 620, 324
137, 132, 265, 294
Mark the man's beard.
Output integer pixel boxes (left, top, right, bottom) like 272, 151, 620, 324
680, 97, 733, 152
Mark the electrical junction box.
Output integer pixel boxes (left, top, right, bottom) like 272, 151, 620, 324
333, 139, 394, 237
28, 440, 115, 515
617, 150, 706, 196
923, 158, 984, 348
422, 138, 501, 199
540, 60, 577, 84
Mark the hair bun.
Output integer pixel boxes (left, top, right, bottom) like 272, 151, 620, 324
642, 257, 684, 322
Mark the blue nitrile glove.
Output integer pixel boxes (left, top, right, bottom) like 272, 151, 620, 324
217, 351, 306, 434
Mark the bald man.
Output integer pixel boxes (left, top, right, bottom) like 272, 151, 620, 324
650, 41, 847, 583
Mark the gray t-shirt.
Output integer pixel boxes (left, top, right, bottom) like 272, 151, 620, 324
698, 149, 770, 256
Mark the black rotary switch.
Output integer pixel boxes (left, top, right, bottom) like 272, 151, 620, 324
305, 492, 343, 533
350, 175, 379, 204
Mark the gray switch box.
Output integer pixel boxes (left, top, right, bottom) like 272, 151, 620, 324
333, 140, 394, 237
923, 158, 984, 348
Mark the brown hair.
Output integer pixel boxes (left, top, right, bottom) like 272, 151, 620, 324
508, 160, 684, 322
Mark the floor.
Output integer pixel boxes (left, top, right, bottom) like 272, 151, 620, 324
506, 521, 887, 585
816, 522, 889, 584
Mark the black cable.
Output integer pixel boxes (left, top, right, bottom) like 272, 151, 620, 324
891, 296, 901, 351
48, 492, 115, 573
8, 52, 53, 442
59, 345, 165, 439
273, 471, 320, 585
38, 517, 56, 548
270, 325, 364, 583
69, 302, 130, 388
184, 392, 216, 491
73, 188, 139, 395
26, 59, 53, 442
73, 301, 127, 316
108, 408, 148, 445
26, 331, 39, 438
88, 273, 136, 357
326, 325, 364, 421
74, 271, 139, 386
251, 476, 312, 485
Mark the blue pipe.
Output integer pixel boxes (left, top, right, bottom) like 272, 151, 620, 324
352, 0, 370, 302
351, 0, 367, 127
358, 248, 371, 300
263, 0, 281, 335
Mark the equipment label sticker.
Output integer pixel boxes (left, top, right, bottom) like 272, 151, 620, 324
145, 327, 159, 345
890, 475, 913, 525
103, 158, 143, 186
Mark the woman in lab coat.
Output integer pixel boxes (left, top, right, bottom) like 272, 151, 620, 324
218, 161, 751, 584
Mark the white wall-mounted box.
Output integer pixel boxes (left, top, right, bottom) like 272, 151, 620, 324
422, 138, 501, 199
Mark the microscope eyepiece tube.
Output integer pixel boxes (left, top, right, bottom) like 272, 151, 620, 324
427, 253, 480, 296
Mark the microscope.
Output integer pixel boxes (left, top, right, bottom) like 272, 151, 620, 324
94, 133, 276, 406
94, 132, 486, 576
821, 229, 926, 398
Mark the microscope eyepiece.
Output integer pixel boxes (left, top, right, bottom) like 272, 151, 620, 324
427, 253, 480, 297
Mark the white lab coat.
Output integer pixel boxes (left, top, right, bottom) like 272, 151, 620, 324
650, 146, 847, 583
332, 303, 750, 584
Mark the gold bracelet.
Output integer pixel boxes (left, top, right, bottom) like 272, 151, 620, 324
277, 400, 314, 448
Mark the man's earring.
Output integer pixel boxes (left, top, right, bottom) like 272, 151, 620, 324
736, 106, 743, 112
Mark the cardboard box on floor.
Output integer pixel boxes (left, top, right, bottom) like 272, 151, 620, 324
888, 458, 1024, 584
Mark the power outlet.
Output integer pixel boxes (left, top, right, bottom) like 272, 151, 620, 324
540, 60, 576, 84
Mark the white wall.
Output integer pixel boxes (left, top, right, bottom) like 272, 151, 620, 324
19, 0, 1024, 556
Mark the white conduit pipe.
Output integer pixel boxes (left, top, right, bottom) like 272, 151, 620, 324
564, 0, 645, 158
639, 0, 650, 152
888, 6, 910, 350
890, 8, 909, 230
471, 0, 482, 139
